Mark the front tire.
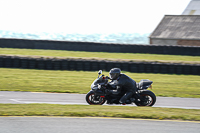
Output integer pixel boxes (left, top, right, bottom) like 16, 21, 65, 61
135, 90, 156, 106
86, 91, 106, 105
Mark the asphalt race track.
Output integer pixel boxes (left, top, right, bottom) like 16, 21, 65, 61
1, 91, 200, 133
0, 91, 200, 109
0, 117, 199, 133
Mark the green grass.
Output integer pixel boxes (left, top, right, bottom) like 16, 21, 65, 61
0, 48, 200, 64
0, 68, 200, 98
0, 104, 200, 121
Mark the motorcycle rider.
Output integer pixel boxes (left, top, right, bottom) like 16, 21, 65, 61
106, 68, 137, 105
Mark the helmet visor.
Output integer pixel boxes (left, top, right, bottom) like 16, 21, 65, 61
109, 73, 116, 80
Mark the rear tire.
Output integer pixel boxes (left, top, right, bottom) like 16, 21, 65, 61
135, 90, 156, 106
86, 91, 106, 105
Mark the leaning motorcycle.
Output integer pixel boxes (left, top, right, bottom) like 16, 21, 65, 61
86, 70, 156, 106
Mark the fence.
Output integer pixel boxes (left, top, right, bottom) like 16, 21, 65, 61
0, 38, 200, 56
0, 55, 199, 75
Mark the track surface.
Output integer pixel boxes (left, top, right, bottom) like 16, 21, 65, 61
1, 91, 200, 133
0, 117, 199, 133
0, 91, 200, 109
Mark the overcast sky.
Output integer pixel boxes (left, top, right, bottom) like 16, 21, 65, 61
0, 0, 191, 34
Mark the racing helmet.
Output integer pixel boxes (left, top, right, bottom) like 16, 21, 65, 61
109, 68, 121, 80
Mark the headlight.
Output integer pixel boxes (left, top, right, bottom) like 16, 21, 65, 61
98, 84, 101, 89
92, 86, 98, 90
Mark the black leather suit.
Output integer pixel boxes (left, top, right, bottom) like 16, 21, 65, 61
108, 74, 137, 104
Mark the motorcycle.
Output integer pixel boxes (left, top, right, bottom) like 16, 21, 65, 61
86, 70, 156, 106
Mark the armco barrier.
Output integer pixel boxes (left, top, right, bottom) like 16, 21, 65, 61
0, 38, 200, 56
0, 55, 199, 75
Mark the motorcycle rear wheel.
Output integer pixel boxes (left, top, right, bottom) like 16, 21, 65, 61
86, 91, 106, 105
135, 90, 156, 106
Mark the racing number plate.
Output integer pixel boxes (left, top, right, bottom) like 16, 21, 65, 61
149, 85, 153, 89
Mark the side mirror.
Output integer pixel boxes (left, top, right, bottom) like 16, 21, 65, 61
98, 70, 102, 75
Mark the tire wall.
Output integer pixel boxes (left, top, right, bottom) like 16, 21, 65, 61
0, 55, 199, 75
0, 38, 200, 56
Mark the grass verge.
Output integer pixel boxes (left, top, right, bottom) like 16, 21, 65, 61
0, 68, 200, 98
0, 48, 200, 64
0, 104, 200, 121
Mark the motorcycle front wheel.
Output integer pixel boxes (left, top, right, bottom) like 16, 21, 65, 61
86, 91, 106, 105
135, 90, 156, 106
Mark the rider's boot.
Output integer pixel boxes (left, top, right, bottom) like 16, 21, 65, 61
119, 91, 133, 105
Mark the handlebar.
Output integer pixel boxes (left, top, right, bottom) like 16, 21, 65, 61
105, 76, 111, 80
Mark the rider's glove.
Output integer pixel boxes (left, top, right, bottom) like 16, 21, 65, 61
106, 76, 110, 79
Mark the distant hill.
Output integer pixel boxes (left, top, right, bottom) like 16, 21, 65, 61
0, 30, 150, 44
